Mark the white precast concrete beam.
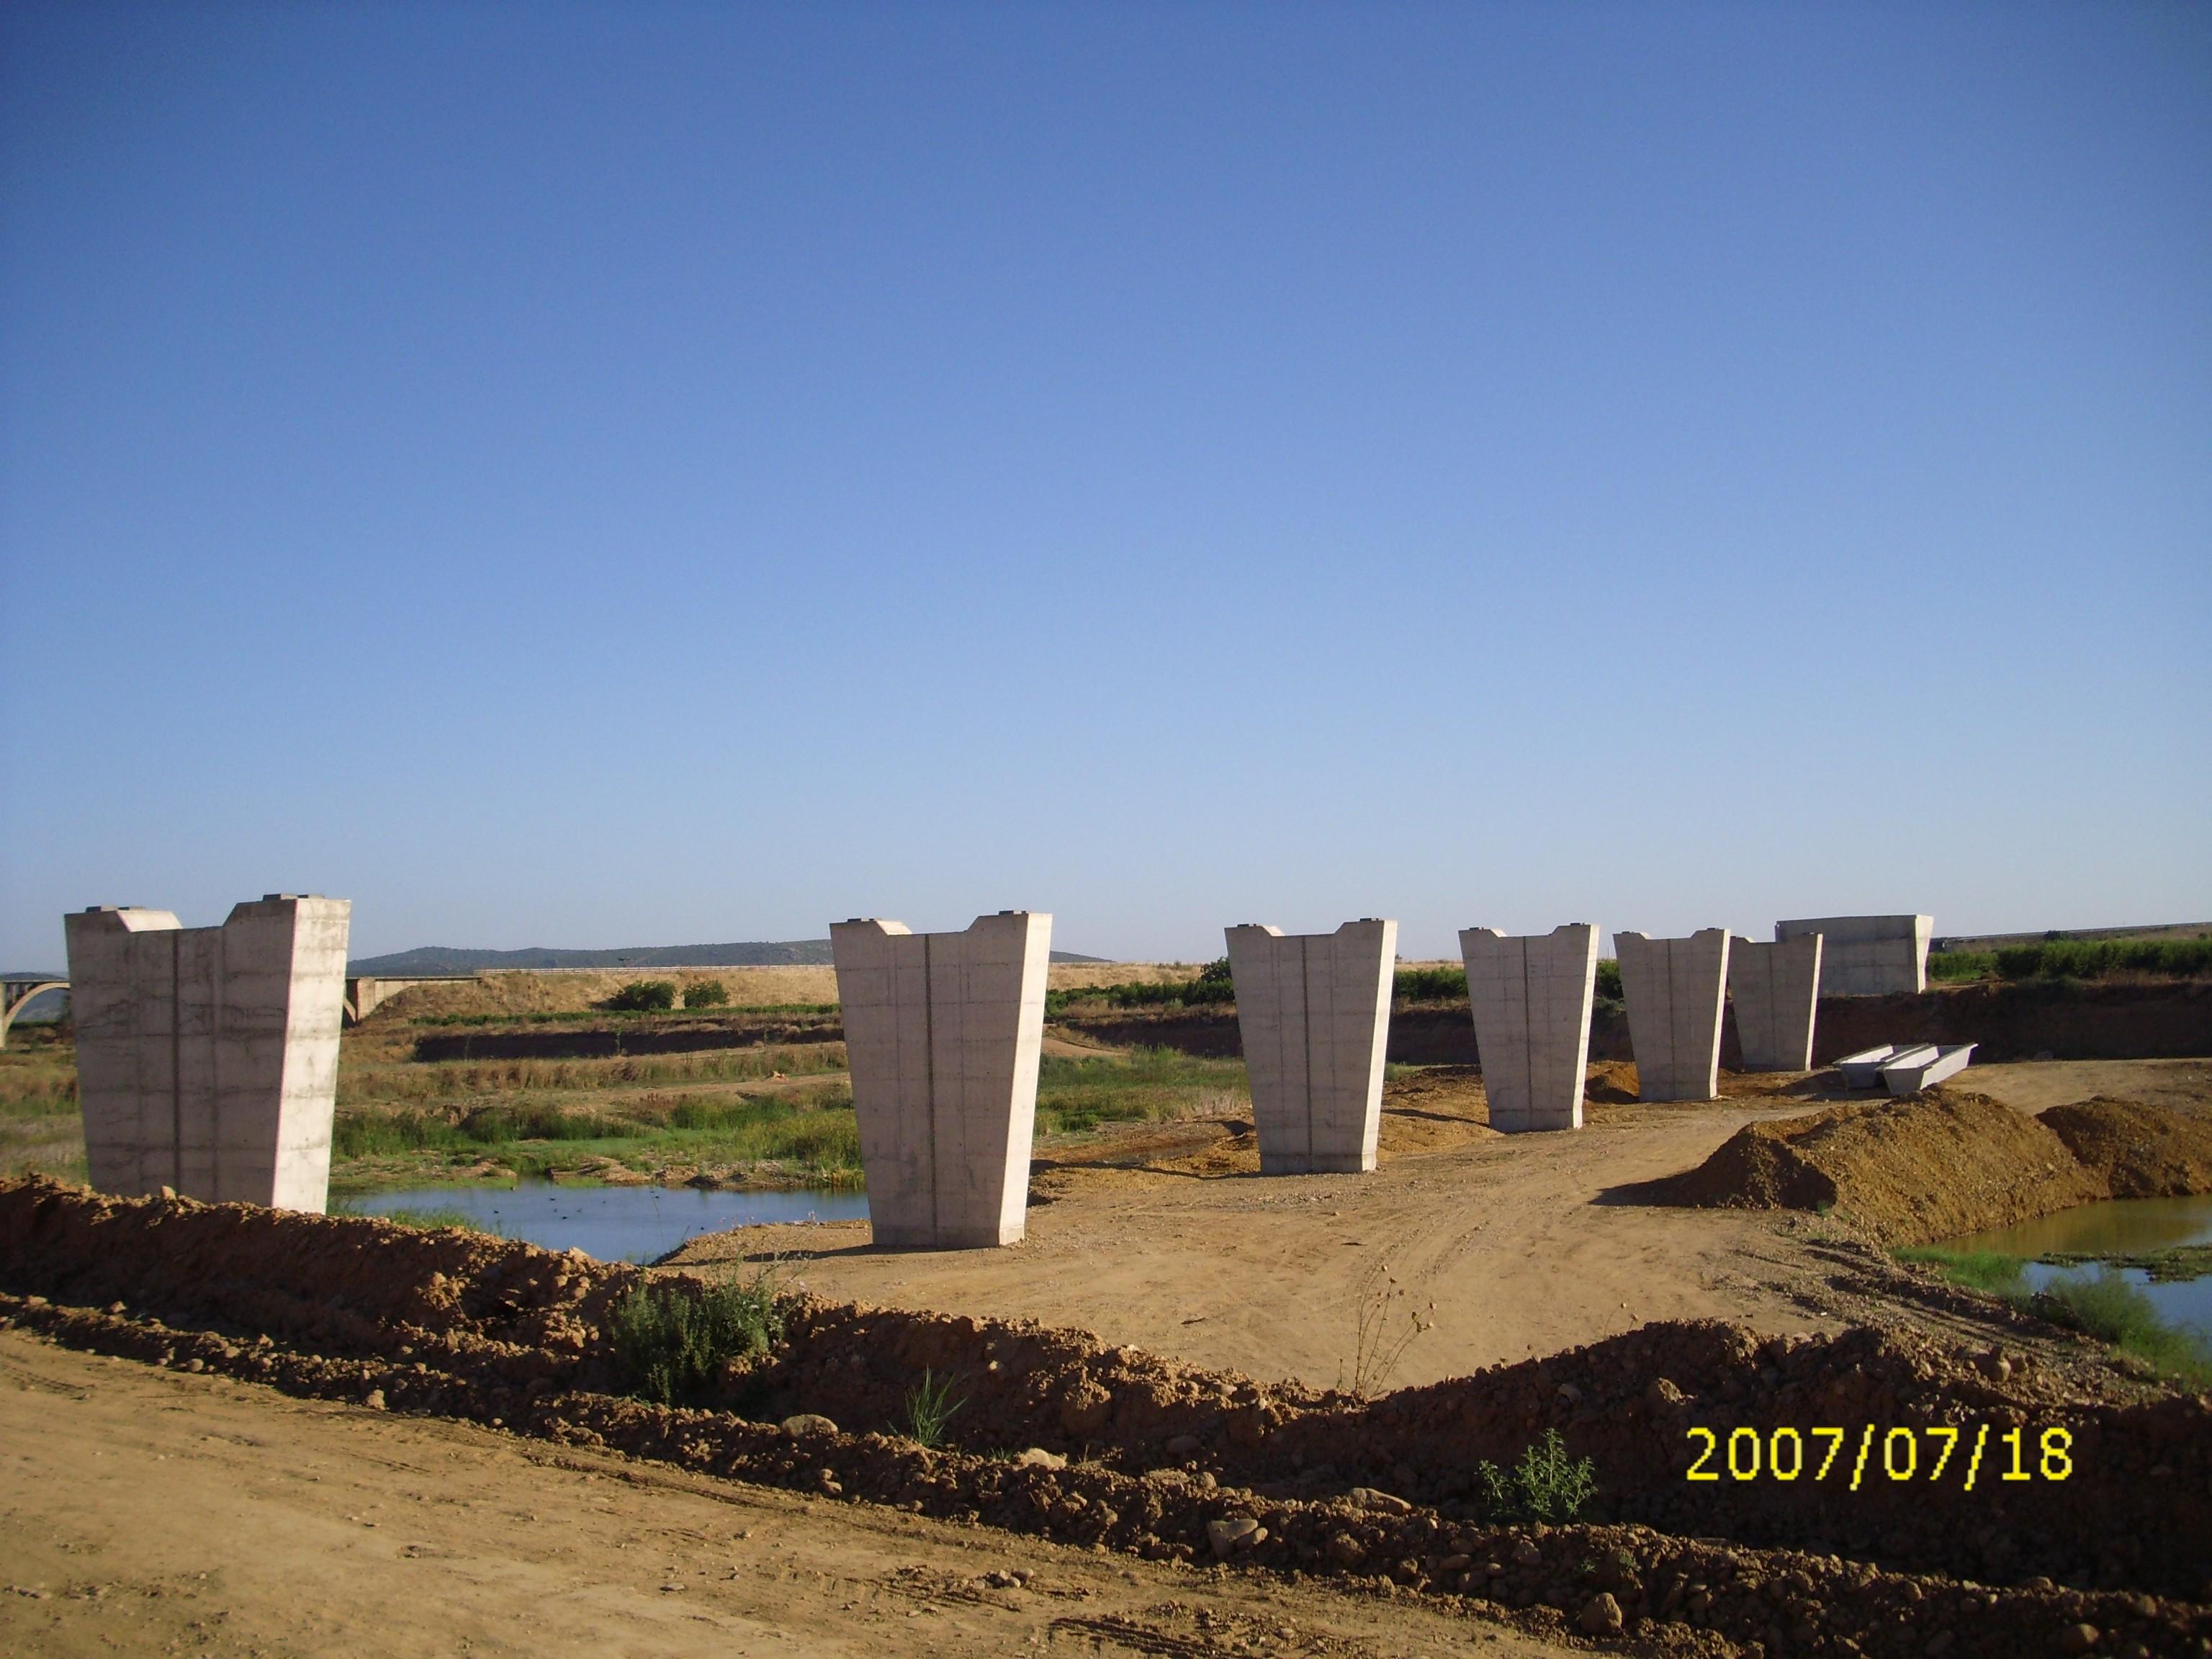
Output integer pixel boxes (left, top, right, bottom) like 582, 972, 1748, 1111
1727, 934, 1822, 1072
63, 896, 351, 1212
1225, 920, 1395, 1174
1614, 929, 1731, 1102
1775, 914, 1932, 997
1457, 925, 1599, 1133
830, 911, 1051, 1249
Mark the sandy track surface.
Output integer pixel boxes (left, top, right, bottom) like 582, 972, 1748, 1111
673, 1077, 1847, 1390
1953, 1056, 2212, 1114
670, 1058, 2212, 1391
0, 1331, 1578, 1659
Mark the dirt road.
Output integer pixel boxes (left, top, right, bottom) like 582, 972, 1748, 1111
0, 1330, 1578, 1658
670, 1058, 2212, 1390
673, 1076, 1847, 1390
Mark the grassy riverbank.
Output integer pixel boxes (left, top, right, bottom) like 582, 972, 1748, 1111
1895, 1244, 2212, 1385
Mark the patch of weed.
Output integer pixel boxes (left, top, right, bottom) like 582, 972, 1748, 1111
900, 1368, 966, 1447
2033, 1269, 2212, 1386
611, 1271, 786, 1406
1896, 1249, 2212, 1387
1033, 1048, 1248, 1136
1475, 1427, 1598, 1523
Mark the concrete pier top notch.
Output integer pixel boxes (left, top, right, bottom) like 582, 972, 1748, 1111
63, 895, 351, 1212
1225, 919, 1396, 1175
830, 911, 1052, 1250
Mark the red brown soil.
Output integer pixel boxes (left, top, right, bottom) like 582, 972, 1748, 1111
1645, 1091, 2110, 1246
4, 1176, 2209, 1653
1, 1333, 1590, 1659
2036, 1096, 2212, 1197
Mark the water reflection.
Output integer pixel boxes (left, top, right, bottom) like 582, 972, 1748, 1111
346, 1182, 869, 1263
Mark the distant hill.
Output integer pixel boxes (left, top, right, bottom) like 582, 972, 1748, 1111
350, 941, 1109, 974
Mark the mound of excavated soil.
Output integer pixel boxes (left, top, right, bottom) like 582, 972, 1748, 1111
5, 1174, 2211, 1629
1647, 1090, 2106, 1246
2037, 1095, 2212, 1197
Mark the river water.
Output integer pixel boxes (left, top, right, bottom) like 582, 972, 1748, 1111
1937, 1195, 2212, 1336
346, 1184, 870, 1263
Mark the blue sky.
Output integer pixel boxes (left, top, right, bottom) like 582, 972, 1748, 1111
4, 2, 2207, 968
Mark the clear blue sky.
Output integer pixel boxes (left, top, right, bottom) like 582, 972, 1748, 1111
4, 3, 2207, 968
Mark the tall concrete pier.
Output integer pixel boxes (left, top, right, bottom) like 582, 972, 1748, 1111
1614, 929, 1732, 1102
64, 896, 351, 1212
1776, 914, 1931, 997
830, 912, 1051, 1249
1729, 933, 1822, 1071
1458, 924, 1600, 1132
1225, 920, 1396, 1174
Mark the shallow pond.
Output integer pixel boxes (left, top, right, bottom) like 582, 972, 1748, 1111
346, 1183, 869, 1263
1938, 1195, 2212, 1336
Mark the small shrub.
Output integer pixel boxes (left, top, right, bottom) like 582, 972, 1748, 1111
1594, 958, 1623, 1001
606, 979, 678, 1012
1476, 1427, 1598, 1522
1346, 1269, 1434, 1397
1194, 956, 1233, 989
609, 1273, 786, 1406
900, 1368, 966, 1447
682, 981, 729, 1009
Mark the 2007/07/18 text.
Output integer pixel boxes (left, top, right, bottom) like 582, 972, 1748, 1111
1685, 1425, 2072, 1490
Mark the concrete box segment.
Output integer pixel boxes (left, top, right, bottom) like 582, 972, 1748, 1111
1727, 934, 1822, 1072
1883, 1043, 1975, 1095
1614, 929, 1731, 1102
63, 896, 351, 1213
1457, 925, 1599, 1133
1775, 914, 1932, 997
830, 912, 1051, 1249
1225, 920, 1396, 1174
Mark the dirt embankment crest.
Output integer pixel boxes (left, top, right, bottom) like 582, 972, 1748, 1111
1647, 1089, 2212, 1245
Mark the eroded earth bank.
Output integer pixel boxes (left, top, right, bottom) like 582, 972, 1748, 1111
3, 1175, 2208, 1659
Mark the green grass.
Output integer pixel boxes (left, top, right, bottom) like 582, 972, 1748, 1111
331, 1086, 864, 1187
1896, 1246, 2212, 1386
1033, 1046, 1248, 1134
1894, 1245, 2031, 1296
0, 1046, 78, 1117
341, 1044, 846, 1107
610, 1272, 787, 1406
